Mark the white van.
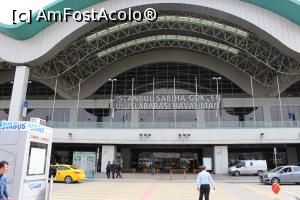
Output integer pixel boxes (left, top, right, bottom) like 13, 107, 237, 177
228, 160, 267, 176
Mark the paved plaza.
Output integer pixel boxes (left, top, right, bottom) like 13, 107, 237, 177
52, 174, 300, 200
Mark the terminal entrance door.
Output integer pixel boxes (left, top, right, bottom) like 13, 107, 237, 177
132, 149, 202, 172
152, 152, 181, 170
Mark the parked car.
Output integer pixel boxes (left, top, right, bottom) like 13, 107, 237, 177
51, 164, 86, 183
260, 165, 300, 184
229, 160, 267, 176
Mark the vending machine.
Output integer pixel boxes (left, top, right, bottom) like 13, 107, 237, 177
0, 121, 53, 200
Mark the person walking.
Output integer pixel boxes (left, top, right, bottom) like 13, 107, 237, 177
111, 161, 116, 179
106, 161, 111, 179
115, 162, 122, 179
49, 164, 57, 179
196, 166, 215, 200
0, 160, 12, 200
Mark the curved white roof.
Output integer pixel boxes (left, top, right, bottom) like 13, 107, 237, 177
0, 0, 299, 64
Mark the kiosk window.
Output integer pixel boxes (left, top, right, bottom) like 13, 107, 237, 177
27, 142, 48, 176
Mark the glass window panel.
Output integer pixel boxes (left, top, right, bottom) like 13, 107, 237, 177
88, 62, 249, 99
0, 109, 8, 121
111, 110, 132, 122
176, 110, 197, 122
25, 108, 70, 122
271, 106, 300, 121
139, 110, 154, 122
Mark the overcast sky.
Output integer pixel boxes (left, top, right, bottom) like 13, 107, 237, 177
0, 0, 55, 24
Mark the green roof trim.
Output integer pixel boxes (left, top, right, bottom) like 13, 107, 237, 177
241, 0, 300, 26
0, 0, 299, 40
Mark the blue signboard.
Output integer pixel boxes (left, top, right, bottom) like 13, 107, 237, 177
24, 100, 29, 108
0, 121, 45, 134
22, 100, 29, 117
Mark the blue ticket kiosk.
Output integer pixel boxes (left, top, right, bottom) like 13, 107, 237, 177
0, 121, 53, 200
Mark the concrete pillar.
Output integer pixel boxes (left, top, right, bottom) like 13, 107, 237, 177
297, 147, 300, 163
131, 110, 139, 128
121, 148, 131, 168
287, 146, 297, 165
101, 145, 117, 172
69, 105, 78, 127
214, 146, 228, 174
263, 106, 272, 125
8, 66, 29, 121
197, 110, 205, 128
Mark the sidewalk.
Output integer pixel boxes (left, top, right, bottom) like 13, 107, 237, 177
52, 173, 280, 200
90, 172, 260, 183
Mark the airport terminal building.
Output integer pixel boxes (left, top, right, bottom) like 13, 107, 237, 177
0, 0, 300, 173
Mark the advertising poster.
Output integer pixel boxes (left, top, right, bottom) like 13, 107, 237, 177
203, 157, 212, 171
28, 147, 47, 175
73, 152, 96, 171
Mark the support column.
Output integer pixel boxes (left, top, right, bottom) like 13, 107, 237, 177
197, 110, 205, 128
101, 145, 117, 173
131, 110, 139, 128
121, 148, 131, 168
287, 146, 297, 165
297, 147, 300, 163
263, 106, 272, 126
69, 105, 78, 127
8, 66, 29, 121
214, 146, 228, 174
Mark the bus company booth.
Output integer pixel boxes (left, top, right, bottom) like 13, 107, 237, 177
0, 121, 52, 200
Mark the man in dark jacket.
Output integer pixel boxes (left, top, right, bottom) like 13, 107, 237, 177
111, 161, 116, 179
49, 165, 57, 179
106, 161, 111, 179
0, 160, 11, 200
115, 162, 122, 179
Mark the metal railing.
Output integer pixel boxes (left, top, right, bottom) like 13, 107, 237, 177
48, 121, 300, 129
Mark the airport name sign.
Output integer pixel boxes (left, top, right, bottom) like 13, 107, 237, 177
115, 94, 221, 110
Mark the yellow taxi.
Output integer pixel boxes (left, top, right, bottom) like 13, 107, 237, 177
51, 164, 86, 183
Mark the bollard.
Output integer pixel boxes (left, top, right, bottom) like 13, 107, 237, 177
271, 182, 281, 200
169, 169, 173, 180
48, 175, 54, 200
151, 167, 155, 175
272, 182, 280, 194
183, 169, 187, 180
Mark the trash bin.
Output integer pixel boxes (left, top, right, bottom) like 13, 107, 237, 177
86, 171, 94, 179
